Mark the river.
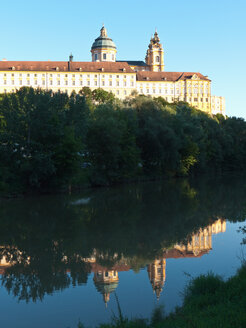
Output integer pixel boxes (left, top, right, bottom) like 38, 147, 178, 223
0, 173, 245, 327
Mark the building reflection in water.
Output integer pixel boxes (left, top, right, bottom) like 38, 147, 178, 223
0, 219, 226, 305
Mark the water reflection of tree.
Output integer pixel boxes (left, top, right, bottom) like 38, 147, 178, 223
0, 173, 245, 302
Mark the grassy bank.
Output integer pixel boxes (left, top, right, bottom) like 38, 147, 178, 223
90, 264, 246, 328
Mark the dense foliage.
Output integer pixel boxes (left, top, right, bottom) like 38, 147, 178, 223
1, 87, 246, 193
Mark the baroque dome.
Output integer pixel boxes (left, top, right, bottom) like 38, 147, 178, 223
91, 26, 116, 50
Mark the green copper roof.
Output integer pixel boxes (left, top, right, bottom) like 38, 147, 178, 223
91, 26, 116, 50
91, 37, 116, 50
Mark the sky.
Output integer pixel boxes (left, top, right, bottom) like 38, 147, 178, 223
0, 0, 245, 118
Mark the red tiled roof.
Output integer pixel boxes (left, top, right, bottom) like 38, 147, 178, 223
137, 71, 210, 82
90, 263, 131, 272
0, 61, 135, 73
162, 248, 210, 259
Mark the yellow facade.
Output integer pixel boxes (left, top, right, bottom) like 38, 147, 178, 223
0, 26, 224, 114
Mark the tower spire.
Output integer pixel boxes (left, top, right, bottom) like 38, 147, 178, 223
145, 30, 164, 72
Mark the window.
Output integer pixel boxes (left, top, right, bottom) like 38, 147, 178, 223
124, 75, 126, 78
94, 74, 97, 78
116, 90, 119, 95
124, 81, 126, 86
112, 54, 114, 61
19, 73, 22, 77
200, 98, 203, 102
117, 81, 119, 86
95, 54, 98, 61
34, 74, 37, 77
50, 80, 53, 85
103, 53, 106, 60
27, 74, 30, 77
72, 81, 75, 86
159, 89, 161, 93
124, 90, 127, 95
34, 80, 37, 85
156, 55, 160, 62
80, 81, 83, 86
109, 81, 112, 86
194, 98, 198, 102
57, 80, 60, 85
50, 74, 52, 77
147, 89, 149, 93
19, 80, 22, 85
65, 74, 68, 77
206, 98, 208, 102
11, 80, 14, 85
87, 81, 90, 86
65, 81, 68, 85
109, 75, 112, 78
131, 82, 134, 86
153, 89, 155, 93
42, 80, 45, 86
94, 81, 97, 86
11, 73, 14, 77
116, 75, 119, 78
102, 81, 105, 86
72, 74, 75, 78
27, 80, 30, 85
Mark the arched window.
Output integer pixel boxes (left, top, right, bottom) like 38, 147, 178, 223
156, 55, 160, 63
103, 53, 107, 60
94, 54, 98, 61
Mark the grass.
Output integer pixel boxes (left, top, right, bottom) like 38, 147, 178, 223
81, 263, 246, 328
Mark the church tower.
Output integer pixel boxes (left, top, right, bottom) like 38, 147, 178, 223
147, 259, 166, 300
91, 25, 117, 62
145, 30, 164, 72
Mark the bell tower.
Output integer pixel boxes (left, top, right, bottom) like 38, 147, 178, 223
145, 30, 164, 72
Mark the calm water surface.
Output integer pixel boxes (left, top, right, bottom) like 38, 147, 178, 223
0, 174, 246, 328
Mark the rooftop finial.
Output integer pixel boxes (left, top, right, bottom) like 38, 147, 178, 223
69, 53, 73, 62
100, 24, 107, 37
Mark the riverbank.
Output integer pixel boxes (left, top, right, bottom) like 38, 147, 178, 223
1, 88, 246, 196
93, 264, 246, 328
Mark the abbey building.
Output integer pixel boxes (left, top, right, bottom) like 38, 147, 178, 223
0, 26, 225, 115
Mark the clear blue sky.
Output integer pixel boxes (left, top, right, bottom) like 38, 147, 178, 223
1, 0, 245, 118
